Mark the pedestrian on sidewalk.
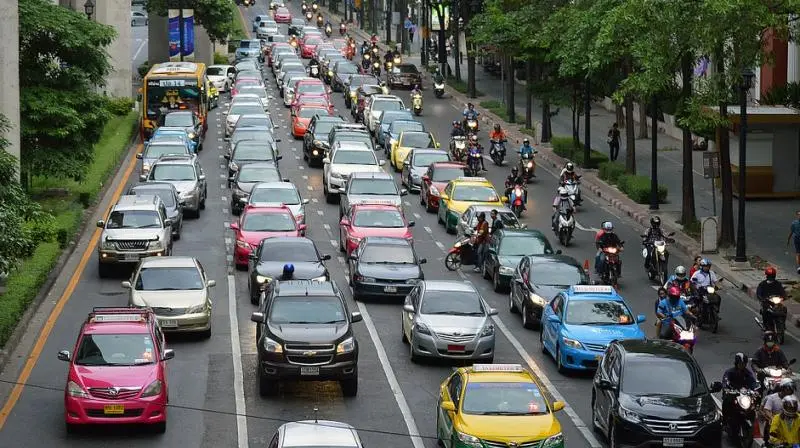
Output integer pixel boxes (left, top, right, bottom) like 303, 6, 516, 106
787, 210, 800, 274
607, 123, 621, 161
410, 23, 416, 43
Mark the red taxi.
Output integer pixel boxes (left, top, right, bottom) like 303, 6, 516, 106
420, 162, 467, 212
273, 6, 291, 23
230, 205, 307, 268
332, 39, 355, 60
59, 307, 173, 433
291, 93, 334, 115
300, 36, 324, 59
292, 105, 331, 138
339, 203, 415, 255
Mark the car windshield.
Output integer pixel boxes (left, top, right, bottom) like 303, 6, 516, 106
395, 65, 420, 74
565, 300, 635, 326
361, 245, 415, 263
75, 334, 156, 367
250, 187, 301, 204
353, 210, 405, 228
349, 76, 369, 87
420, 290, 483, 315
239, 87, 267, 97
498, 236, 551, 257
242, 212, 296, 231
306, 37, 322, 45
106, 210, 162, 229
381, 113, 412, 126
269, 296, 346, 324
401, 133, 435, 148
298, 98, 328, 108
150, 135, 185, 145
207, 67, 226, 76
392, 121, 424, 135
233, 130, 270, 143
132, 188, 176, 207
432, 166, 464, 182
298, 107, 328, 119
452, 185, 498, 202
336, 64, 358, 74
145, 144, 187, 159
235, 80, 262, 90
298, 83, 326, 95
240, 40, 258, 48
314, 120, 342, 135
282, 63, 305, 73
461, 383, 549, 415
332, 150, 376, 165
237, 116, 273, 128
374, 100, 404, 112
333, 134, 371, 148
234, 144, 274, 161
259, 242, 318, 262
622, 357, 708, 397
150, 164, 195, 181
469, 212, 518, 229
361, 86, 383, 95
349, 179, 397, 195
530, 264, 588, 286
230, 104, 264, 116
238, 166, 280, 183
413, 152, 449, 167
163, 113, 193, 127
135, 266, 204, 290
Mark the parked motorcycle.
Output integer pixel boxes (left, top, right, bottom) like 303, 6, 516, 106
598, 243, 623, 287
761, 295, 789, 344
450, 136, 467, 162
412, 93, 423, 116
561, 178, 582, 205
508, 184, 525, 218
554, 203, 575, 246
445, 236, 475, 271
641, 232, 675, 285
695, 284, 721, 333
434, 80, 445, 98
489, 139, 506, 166
519, 152, 536, 182
723, 387, 760, 448
466, 150, 482, 176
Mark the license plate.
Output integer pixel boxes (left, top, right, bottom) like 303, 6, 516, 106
384, 286, 397, 293
300, 366, 319, 376
447, 345, 466, 352
662, 438, 684, 447
123, 253, 140, 261
103, 404, 124, 415
161, 319, 178, 328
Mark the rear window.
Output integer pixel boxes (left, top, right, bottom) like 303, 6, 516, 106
207, 67, 224, 76
394, 65, 420, 74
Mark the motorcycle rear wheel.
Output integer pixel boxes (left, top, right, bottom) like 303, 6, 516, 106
444, 253, 461, 271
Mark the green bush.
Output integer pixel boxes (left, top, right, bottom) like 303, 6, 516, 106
550, 136, 609, 169
137, 61, 151, 78
0, 242, 61, 347
214, 52, 230, 64
76, 111, 137, 202
616, 174, 668, 204
107, 97, 134, 116
598, 162, 626, 183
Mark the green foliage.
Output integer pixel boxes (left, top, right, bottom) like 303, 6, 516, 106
107, 97, 134, 116
550, 136, 608, 169
146, 0, 237, 42
616, 174, 668, 204
598, 161, 626, 183
214, 52, 231, 64
761, 82, 800, 108
447, 77, 483, 96
137, 61, 152, 78
479, 101, 525, 125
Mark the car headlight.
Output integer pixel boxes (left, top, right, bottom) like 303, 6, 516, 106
480, 324, 494, 337
336, 336, 355, 354
737, 394, 753, 410
405, 278, 420, 284
331, 172, 344, 179
529, 293, 546, 305
429, 185, 440, 195
180, 190, 197, 199
141, 380, 163, 398
311, 275, 327, 281
618, 405, 641, 424
67, 380, 89, 398
414, 322, 431, 335
148, 240, 164, 250
101, 239, 115, 250
359, 276, 376, 283
499, 266, 514, 276
455, 431, 482, 448
186, 303, 207, 314
256, 275, 272, 284
703, 410, 720, 424
264, 337, 283, 353
562, 336, 583, 350
542, 433, 564, 448
187, 132, 197, 140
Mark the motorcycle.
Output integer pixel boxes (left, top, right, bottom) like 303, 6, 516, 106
723, 387, 760, 448
308, 63, 320, 78
755, 355, 797, 396
641, 232, 675, 285
317, 15, 324, 28
312, 2, 318, 11
325, 24, 332, 37
561, 178, 582, 205
761, 295, 789, 344
554, 203, 575, 246
489, 139, 506, 166
665, 314, 697, 353
384, 60, 394, 72
598, 243, 623, 287
305, 11, 313, 22
371, 61, 381, 77
411, 93, 423, 116
393, 54, 402, 65
466, 149, 482, 176
464, 117, 479, 134
301, 3, 307, 12
508, 184, 525, 218
340, 23, 347, 35
695, 284, 721, 333
519, 152, 536, 182
445, 236, 476, 270
433, 79, 445, 98
450, 136, 467, 162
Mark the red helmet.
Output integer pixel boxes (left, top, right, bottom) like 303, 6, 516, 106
667, 286, 681, 297
766, 266, 777, 278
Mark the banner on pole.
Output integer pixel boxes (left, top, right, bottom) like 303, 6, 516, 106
182, 9, 195, 61
168, 9, 181, 61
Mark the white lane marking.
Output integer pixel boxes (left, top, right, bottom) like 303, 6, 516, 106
403, 200, 411, 206
220, 174, 227, 178
413, 213, 421, 219
221, 196, 227, 201
224, 221, 231, 228
491, 317, 603, 447
295, 155, 301, 160
435, 241, 446, 251
220, 183, 227, 190
307, 185, 313, 191
323, 223, 331, 230
337, 256, 346, 264
224, 237, 232, 245
227, 275, 249, 448
292, 147, 297, 151
330, 239, 337, 248
223, 208, 229, 214
132, 38, 148, 61
312, 198, 319, 203
317, 210, 324, 216
575, 220, 600, 232
424, 226, 433, 234
302, 175, 309, 180
298, 165, 305, 170
219, 154, 224, 159
220, 164, 226, 169
355, 303, 425, 448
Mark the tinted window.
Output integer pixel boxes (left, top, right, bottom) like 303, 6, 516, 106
234, 142, 274, 160
332, 150, 376, 165
298, 107, 329, 118
530, 263, 588, 286
565, 300, 634, 325
313, 120, 342, 135
233, 130, 270, 143
238, 166, 280, 183
432, 166, 464, 182
297, 83, 327, 95
361, 245, 414, 263
132, 188, 175, 207
151, 164, 196, 181
269, 296, 346, 324
164, 113, 193, 127
352, 210, 405, 228
135, 266, 203, 290
349, 179, 397, 195
621, 357, 707, 397
452, 185, 498, 202
260, 242, 318, 262
498, 236, 551, 257
250, 187, 301, 204
236, 116, 272, 128
413, 152, 449, 167
395, 65, 420, 74
401, 133, 435, 148
240, 40, 258, 48
107, 210, 162, 229
75, 334, 155, 366
461, 383, 549, 415
374, 100, 404, 112
420, 290, 483, 315
242, 212, 296, 231
229, 104, 265, 115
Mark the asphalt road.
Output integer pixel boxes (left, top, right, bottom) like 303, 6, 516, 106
132, 17, 149, 74
0, 3, 796, 447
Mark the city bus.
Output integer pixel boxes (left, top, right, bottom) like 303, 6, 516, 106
139, 61, 210, 140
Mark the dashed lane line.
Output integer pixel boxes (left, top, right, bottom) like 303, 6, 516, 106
227, 275, 249, 448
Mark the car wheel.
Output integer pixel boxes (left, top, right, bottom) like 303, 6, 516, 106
445, 218, 455, 234
151, 421, 167, 434
339, 232, 346, 253
481, 261, 490, 279
556, 344, 568, 373
509, 292, 518, 313
98, 263, 112, 279
419, 191, 426, 206
591, 393, 603, 434
258, 367, 279, 397
340, 377, 358, 397
522, 303, 534, 329
608, 420, 619, 447
401, 322, 408, 343
437, 208, 444, 224
493, 271, 503, 293
250, 286, 259, 305
200, 327, 212, 339
65, 423, 78, 434
325, 190, 337, 204
409, 334, 419, 363
539, 329, 547, 354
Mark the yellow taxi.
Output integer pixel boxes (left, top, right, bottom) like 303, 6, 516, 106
437, 177, 506, 234
436, 364, 565, 448
390, 130, 439, 171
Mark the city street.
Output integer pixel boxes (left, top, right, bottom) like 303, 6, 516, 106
0, 3, 796, 447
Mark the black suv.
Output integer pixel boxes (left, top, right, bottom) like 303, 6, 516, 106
250, 280, 362, 397
303, 115, 345, 167
592, 339, 723, 447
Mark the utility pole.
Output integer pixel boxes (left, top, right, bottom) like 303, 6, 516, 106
179, 0, 185, 61
452, 0, 461, 82
385, 1, 392, 43
420, 0, 427, 65
583, 77, 591, 166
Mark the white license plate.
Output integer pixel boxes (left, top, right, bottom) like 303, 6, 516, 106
161, 320, 178, 328
124, 253, 140, 261
663, 438, 684, 447
300, 366, 319, 376
384, 286, 397, 293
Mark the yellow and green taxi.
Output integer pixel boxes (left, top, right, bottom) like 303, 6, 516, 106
390, 130, 439, 171
436, 364, 565, 448
437, 177, 507, 234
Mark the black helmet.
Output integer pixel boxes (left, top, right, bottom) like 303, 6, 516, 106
494, 124, 501, 131
452, 120, 460, 127
734, 352, 748, 368
783, 396, 799, 418
511, 167, 519, 175
651, 216, 661, 228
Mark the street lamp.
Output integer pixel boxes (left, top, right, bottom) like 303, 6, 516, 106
734, 67, 755, 263
83, 0, 95, 20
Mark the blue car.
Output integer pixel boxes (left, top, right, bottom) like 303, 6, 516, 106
540, 285, 646, 373
376, 110, 414, 148
150, 127, 196, 153
384, 119, 425, 156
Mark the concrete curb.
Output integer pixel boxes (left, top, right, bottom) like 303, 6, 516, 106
0, 126, 141, 373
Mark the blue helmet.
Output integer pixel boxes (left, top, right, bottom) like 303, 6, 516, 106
283, 264, 295, 275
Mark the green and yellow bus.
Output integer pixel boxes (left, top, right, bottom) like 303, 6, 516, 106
139, 61, 211, 140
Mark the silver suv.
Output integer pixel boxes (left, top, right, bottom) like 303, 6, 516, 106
140, 155, 207, 218
97, 195, 174, 278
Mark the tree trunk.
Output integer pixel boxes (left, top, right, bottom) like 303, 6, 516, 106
680, 54, 696, 225
525, 60, 533, 128
716, 47, 734, 245
465, 8, 476, 98
624, 94, 636, 174
638, 99, 649, 139
452, 11, 461, 82
615, 104, 624, 128
542, 100, 552, 142
504, 55, 514, 121
571, 84, 579, 146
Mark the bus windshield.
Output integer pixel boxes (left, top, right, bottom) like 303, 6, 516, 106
145, 82, 201, 123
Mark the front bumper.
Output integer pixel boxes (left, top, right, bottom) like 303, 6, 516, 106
155, 311, 211, 333
328, 176, 346, 192
614, 417, 722, 447
98, 249, 166, 264
407, 176, 422, 191
258, 354, 358, 381
425, 192, 441, 210
234, 243, 253, 266
65, 394, 167, 425
411, 332, 495, 360
180, 194, 201, 211
353, 279, 416, 297
557, 343, 605, 370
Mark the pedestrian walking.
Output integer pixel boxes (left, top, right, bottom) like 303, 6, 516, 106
787, 210, 800, 274
607, 122, 621, 161
409, 23, 416, 42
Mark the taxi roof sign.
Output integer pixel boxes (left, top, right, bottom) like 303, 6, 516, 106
572, 285, 615, 294
471, 363, 525, 373
455, 176, 488, 183
89, 307, 150, 323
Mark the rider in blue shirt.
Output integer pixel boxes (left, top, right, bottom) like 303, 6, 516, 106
463, 103, 479, 120
519, 138, 535, 158
656, 286, 695, 339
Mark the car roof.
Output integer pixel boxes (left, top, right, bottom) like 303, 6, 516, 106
400, 131, 430, 137
390, 119, 424, 128
411, 149, 446, 156
431, 161, 465, 168
372, 94, 402, 101
561, 285, 622, 302
252, 181, 297, 191
450, 176, 492, 186
349, 171, 393, 180
209, 64, 233, 69
130, 182, 177, 193
240, 162, 280, 170
465, 204, 512, 213
459, 364, 538, 384
275, 280, 338, 297
262, 236, 315, 247
362, 236, 411, 246
527, 254, 584, 269
139, 256, 198, 269
353, 203, 402, 212
498, 228, 547, 239
422, 280, 478, 293
243, 204, 293, 215
334, 141, 372, 151
114, 194, 161, 210
281, 420, 359, 447
153, 155, 195, 165
616, 339, 695, 363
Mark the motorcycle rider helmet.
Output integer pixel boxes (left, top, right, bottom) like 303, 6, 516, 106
667, 286, 681, 299
782, 396, 798, 418
764, 331, 778, 347
602, 221, 614, 232
650, 216, 661, 228
766, 266, 777, 279
565, 162, 574, 173
700, 258, 711, 267
675, 265, 687, 279
780, 378, 795, 393
558, 186, 568, 197
511, 167, 519, 176
494, 124, 501, 131
470, 134, 478, 143
523, 138, 530, 145
467, 102, 474, 109
452, 120, 460, 127
734, 352, 748, 369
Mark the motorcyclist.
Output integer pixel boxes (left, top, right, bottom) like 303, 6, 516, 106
559, 161, 579, 183
721, 353, 760, 426
642, 216, 667, 270
411, 84, 422, 99
595, 221, 623, 275
551, 186, 573, 231
518, 138, 536, 177
468, 134, 485, 171
360, 40, 369, 56
655, 286, 695, 339
450, 120, 465, 138
280, 263, 295, 281
758, 266, 787, 302
462, 103, 479, 128
324, 20, 333, 35
762, 379, 798, 444
654, 286, 667, 314
752, 331, 790, 372
384, 50, 395, 68
690, 258, 718, 289
433, 69, 445, 84
769, 396, 800, 445
664, 265, 692, 291
308, 54, 321, 71
301, 1, 308, 12
489, 124, 507, 147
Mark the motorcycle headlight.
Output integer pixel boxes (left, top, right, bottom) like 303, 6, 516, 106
765, 367, 784, 377
526, 161, 534, 168
141, 380, 163, 398
328, 70, 333, 76
499, 266, 514, 276
256, 275, 272, 284
312, 149, 319, 156
336, 336, 355, 354
618, 406, 641, 424
264, 337, 283, 353
67, 380, 89, 398
529, 293, 546, 305
737, 394, 753, 410
561, 336, 583, 350
480, 324, 494, 337
542, 433, 564, 448
373, 62, 380, 68
455, 431, 482, 448
770, 296, 784, 304
679, 330, 694, 341
656, 245, 666, 253
707, 286, 715, 294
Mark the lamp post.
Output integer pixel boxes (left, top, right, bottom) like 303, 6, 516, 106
83, 0, 95, 20
734, 67, 755, 263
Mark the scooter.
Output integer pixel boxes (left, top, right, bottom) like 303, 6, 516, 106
598, 243, 623, 288
305, 11, 313, 21
339, 23, 347, 35
695, 283, 721, 333
411, 93, 423, 116
312, 2, 318, 11
554, 204, 575, 246
325, 24, 333, 37
760, 295, 789, 344
466, 149, 482, 176
519, 152, 536, 182
371, 61, 381, 77
666, 314, 697, 353
301, 2, 307, 12
753, 352, 797, 395
641, 232, 675, 285
561, 178, 582, 205
489, 139, 506, 165
434, 79, 445, 98
450, 136, 467, 162
316, 15, 324, 28
508, 184, 525, 218
384, 60, 394, 72
464, 117, 479, 134
393, 54, 402, 65
723, 387, 759, 448
445, 236, 475, 271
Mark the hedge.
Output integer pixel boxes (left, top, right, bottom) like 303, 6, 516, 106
598, 162, 626, 183
214, 52, 230, 64
617, 174, 668, 204
550, 136, 608, 169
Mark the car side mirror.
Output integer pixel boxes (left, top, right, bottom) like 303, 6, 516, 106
136, 153, 143, 159
547, 314, 560, 323
790, 358, 797, 366
302, 198, 310, 204
501, 196, 509, 203
419, 258, 427, 264
378, 160, 386, 166
224, 137, 231, 142
441, 401, 456, 412
224, 154, 231, 159
298, 224, 307, 232
207, 280, 217, 287
340, 218, 350, 226
439, 193, 449, 200
403, 160, 410, 166
276, 155, 283, 161
636, 314, 646, 323
403, 304, 415, 313
408, 221, 415, 227
710, 381, 723, 393
223, 111, 229, 115
350, 311, 363, 323
421, 175, 429, 181
488, 308, 498, 316
283, 178, 290, 182
400, 188, 408, 196
199, 174, 207, 181
162, 349, 175, 361
96, 220, 105, 228
57, 350, 71, 362
121, 281, 132, 289
139, 175, 147, 182
239, 197, 248, 204
595, 379, 616, 391
250, 312, 266, 323
164, 219, 173, 226
321, 254, 332, 260
348, 254, 358, 261
552, 401, 565, 412
230, 222, 240, 230
322, 157, 330, 164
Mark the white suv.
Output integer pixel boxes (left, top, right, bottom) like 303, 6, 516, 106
322, 141, 385, 203
364, 95, 405, 135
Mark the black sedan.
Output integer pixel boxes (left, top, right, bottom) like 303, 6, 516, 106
343, 74, 381, 109
481, 229, 559, 293
331, 61, 360, 92
509, 254, 590, 329
303, 115, 345, 166
348, 237, 426, 301
247, 237, 332, 303
387, 64, 422, 89
229, 162, 288, 208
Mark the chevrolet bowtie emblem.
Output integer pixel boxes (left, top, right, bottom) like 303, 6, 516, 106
303, 351, 317, 356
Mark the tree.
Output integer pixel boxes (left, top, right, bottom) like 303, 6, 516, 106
146, 0, 236, 42
18, 0, 115, 186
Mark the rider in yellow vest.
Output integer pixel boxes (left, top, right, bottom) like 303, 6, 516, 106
770, 396, 800, 445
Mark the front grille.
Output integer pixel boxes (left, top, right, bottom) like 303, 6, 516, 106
152, 307, 186, 316
88, 387, 141, 400
115, 240, 149, 251
286, 354, 334, 365
483, 440, 542, 448
86, 408, 144, 418
583, 342, 607, 352
641, 417, 703, 436
435, 332, 475, 344
284, 343, 335, 351
376, 278, 412, 285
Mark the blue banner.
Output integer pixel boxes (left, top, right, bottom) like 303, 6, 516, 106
168, 9, 180, 61
168, 9, 195, 61
182, 9, 195, 60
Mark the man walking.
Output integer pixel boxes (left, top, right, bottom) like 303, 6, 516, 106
788, 210, 800, 274
607, 122, 621, 161
473, 212, 489, 273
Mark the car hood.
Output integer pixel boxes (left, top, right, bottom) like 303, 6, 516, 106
350, 226, 411, 240
336, 74, 354, 84
456, 414, 560, 444
357, 262, 421, 280
268, 322, 349, 343
241, 229, 298, 245
164, 180, 199, 195
420, 314, 486, 333
409, 165, 428, 177
255, 261, 326, 279
249, 202, 303, 218
234, 181, 261, 193
619, 393, 717, 421
530, 284, 570, 302
72, 364, 159, 390
132, 290, 206, 309
497, 255, 523, 269
103, 228, 162, 241
346, 194, 402, 208
330, 165, 382, 176
562, 323, 645, 346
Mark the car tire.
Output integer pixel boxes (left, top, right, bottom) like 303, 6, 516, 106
493, 271, 504, 293
250, 286, 259, 305
340, 377, 358, 397
539, 329, 547, 354
65, 423, 78, 434
522, 303, 534, 330
152, 421, 167, 434
401, 323, 408, 343
235, 263, 247, 272
98, 263, 112, 279
258, 368, 278, 397
409, 334, 420, 363
556, 344, 568, 373
437, 208, 444, 224
200, 327, 212, 339
591, 394, 603, 434
509, 292, 518, 313
482, 262, 490, 280
608, 421, 619, 447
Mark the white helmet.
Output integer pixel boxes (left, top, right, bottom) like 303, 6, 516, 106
558, 187, 568, 197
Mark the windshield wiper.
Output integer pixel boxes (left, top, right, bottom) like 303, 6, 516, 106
580, 321, 619, 326
448, 311, 484, 316
476, 411, 531, 416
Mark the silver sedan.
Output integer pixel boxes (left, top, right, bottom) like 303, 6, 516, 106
401, 280, 497, 363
